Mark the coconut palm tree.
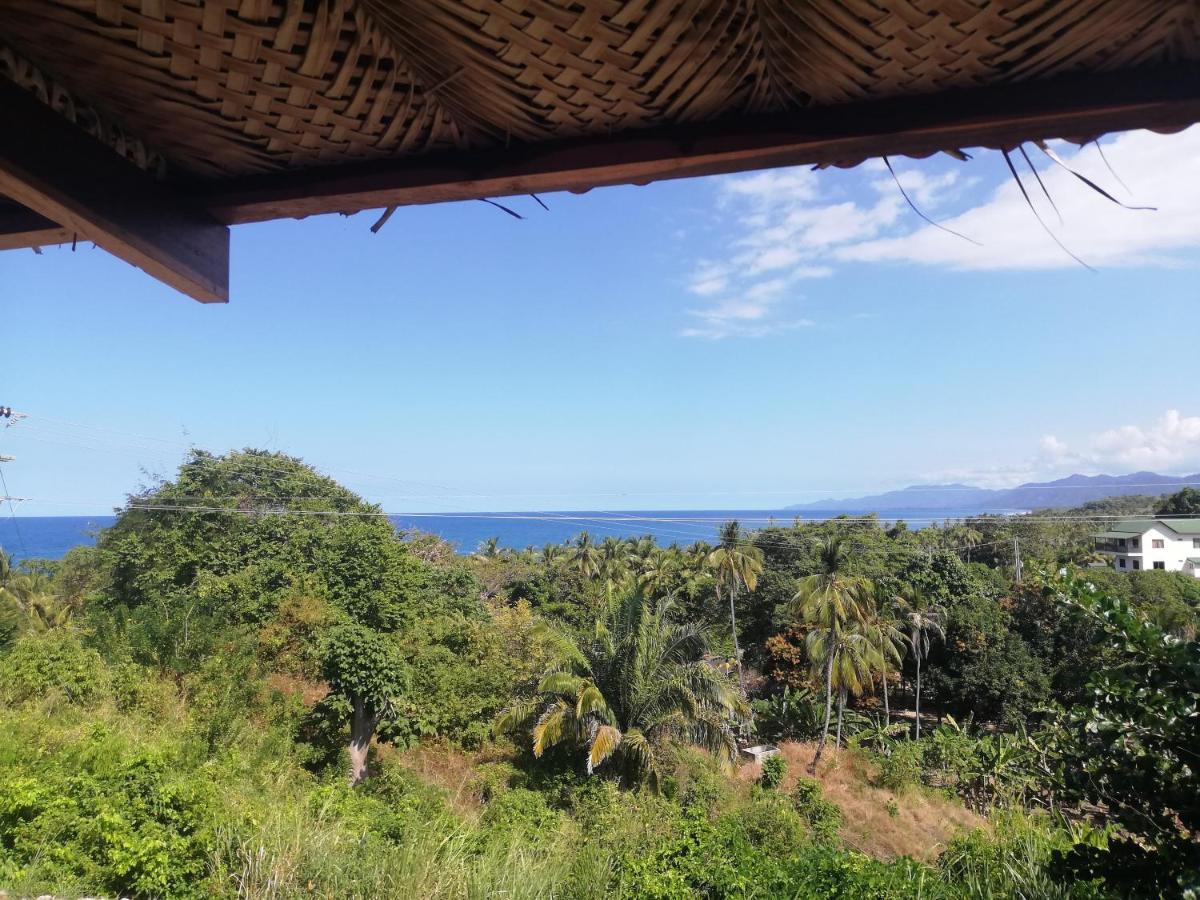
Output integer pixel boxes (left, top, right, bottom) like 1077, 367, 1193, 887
807, 624, 882, 749
0, 570, 70, 633
865, 582, 911, 726
598, 536, 630, 601
903, 602, 945, 739
496, 591, 747, 786
790, 536, 871, 771
569, 532, 601, 581
706, 521, 763, 695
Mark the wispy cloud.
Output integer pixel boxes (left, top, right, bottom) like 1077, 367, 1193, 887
680, 157, 964, 338
680, 126, 1200, 338
842, 129, 1200, 269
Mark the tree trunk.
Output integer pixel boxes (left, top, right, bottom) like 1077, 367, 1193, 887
835, 687, 845, 749
882, 673, 890, 726
914, 659, 922, 740
810, 645, 835, 772
349, 698, 379, 786
729, 581, 744, 695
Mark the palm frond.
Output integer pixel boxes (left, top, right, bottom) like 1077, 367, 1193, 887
587, 724, 622, 774
538, 671, 584, 696
576, 683, 613, 722
494, 700, 540, 737
532, 701, 571, 758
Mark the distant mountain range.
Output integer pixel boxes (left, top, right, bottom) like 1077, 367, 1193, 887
787, 472, 1200, 514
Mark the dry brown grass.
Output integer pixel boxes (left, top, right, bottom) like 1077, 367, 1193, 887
380, 740, 516, 818
261, 672, 328, 707
738, 741, 985, 862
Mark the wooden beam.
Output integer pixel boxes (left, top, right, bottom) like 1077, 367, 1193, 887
206, 65, 1200, 225
0, 201, 71, 250
0, 79, 229, 302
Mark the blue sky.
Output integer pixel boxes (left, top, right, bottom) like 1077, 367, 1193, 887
3, 127, 1200, 515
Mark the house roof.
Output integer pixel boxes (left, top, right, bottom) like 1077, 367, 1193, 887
3, 1, 1200, 301
1095, 518, 1200, 538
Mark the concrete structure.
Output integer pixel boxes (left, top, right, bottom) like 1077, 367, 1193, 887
1094, 519, 1200, 577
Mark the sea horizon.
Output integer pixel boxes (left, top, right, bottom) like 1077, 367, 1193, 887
0, 507, 1019, 563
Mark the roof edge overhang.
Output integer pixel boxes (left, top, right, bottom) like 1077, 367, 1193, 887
200, 63, 1200, 225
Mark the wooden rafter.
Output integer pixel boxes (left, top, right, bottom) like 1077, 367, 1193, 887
204, 65, 1200, 225
0, 80, 230, 303
0, 200, 70, 250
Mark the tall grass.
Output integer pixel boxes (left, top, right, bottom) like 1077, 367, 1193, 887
210, 804, 608, 899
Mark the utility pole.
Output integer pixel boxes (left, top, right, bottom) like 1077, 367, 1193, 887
1013, 536, 1023, 585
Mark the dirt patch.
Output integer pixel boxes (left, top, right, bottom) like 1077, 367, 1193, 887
740, 741, 985, 862
262, 673, 328, 706
385, 740, 507, 815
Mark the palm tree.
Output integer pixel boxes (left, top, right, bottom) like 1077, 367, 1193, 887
0, 570, 70, 633
865, 582, 910, 725
706, 521, 763, 696
807, 624, 881, 749
598, 536, 630, 601
477, 536, 501, 558
540, 543, 565, 568
496, 591, 747, 786
569, 532, 601, 581
790, 536, 871, 771
903, 602, 945, 739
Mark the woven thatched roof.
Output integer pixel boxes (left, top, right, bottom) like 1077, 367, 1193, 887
2, 1, 1199, 300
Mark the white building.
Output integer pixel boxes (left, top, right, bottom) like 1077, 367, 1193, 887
1094, 519, 1200, 577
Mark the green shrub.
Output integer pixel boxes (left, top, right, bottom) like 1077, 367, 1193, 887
481, 787, 561, 838
760, 754, 787, 789
0, 755, 217, 898
737, 793, 807, 857
0, 631, 109, 704
791, 777, 842, 844
110, 662, 177, 715
939, 813, 1101, 899
875, 739, 925, 791
623, 806, 948, 899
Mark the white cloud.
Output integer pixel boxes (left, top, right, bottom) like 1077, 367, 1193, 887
678, 127, 1200, 337
842, 128, 1200, 270
680, 156, 963, 338
719, 169, 820, 208
1046, 409, 1200, 472
926, 410, 1200, 489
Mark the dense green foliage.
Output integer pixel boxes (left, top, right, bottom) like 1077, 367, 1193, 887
2, 456, 1197, 898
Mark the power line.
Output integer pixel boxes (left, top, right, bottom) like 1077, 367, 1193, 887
0, 461, 28, 561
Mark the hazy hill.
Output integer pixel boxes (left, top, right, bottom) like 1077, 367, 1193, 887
788, 471, 1200, 514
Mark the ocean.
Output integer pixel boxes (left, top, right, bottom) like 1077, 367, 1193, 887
0, 508, 986, 563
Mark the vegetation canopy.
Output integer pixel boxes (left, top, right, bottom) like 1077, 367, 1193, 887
1, 452, 1197, 898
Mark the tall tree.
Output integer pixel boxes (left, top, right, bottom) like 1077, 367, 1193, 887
322, 623, 409, 785
598, 536, 630, 602
1157, 486, 1200, 516
497, 591, 746, 786
864, 582, 908, 725
1048, 573, 1200, 896
790, 537, 871, 770
707, 521, 763, 697
807, 624, 882, 749
569, 532, 601, 581
903, 600, 945, 739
